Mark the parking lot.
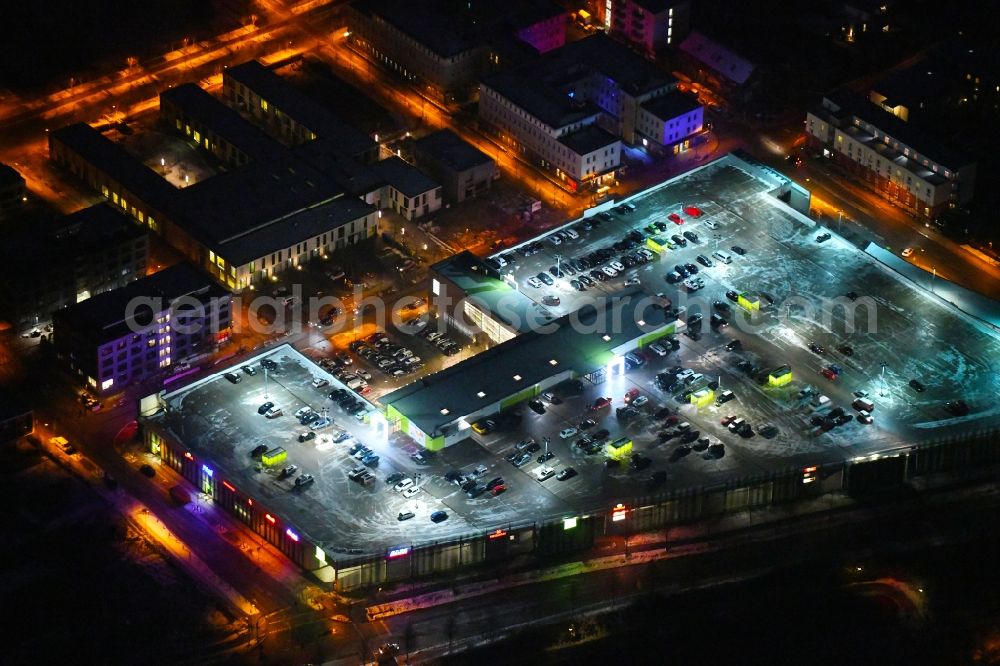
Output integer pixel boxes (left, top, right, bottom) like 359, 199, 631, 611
474, 154, 1000, 485
153, 154, 1000, 555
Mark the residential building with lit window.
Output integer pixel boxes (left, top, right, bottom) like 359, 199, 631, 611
0, 203, 147, 333
371, 156, 442, 220
479, 34, 684, 188
413, 129, 497, 202
346, 0, 567, 100
49, 122, 378, 291
0, 162, 25, 217
53, 263, 231, 395
222, 60, 378, 163
160, 83, 287, 168
597, 0, 692, 57
636, 90, 704, 155
805, 90, 976, 219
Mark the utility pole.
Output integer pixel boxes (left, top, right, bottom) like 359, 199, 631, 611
263, 366, 269, 400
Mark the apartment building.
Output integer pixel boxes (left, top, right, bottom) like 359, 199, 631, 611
160, 83, 286, 167
53, 263, 232, 395
50, 122, 377, 291
222, 60, 377, 163
480, 71, 621, 188
478, 35, 692, 187
598, 0, 691, 57
678, 31, 759, 103
806, 90, 976, 218
347, 0, 567, 100
636, 90, 704, 155
0, 203, 148, 333
372, 156, 442, 220
413, 129, 497, 202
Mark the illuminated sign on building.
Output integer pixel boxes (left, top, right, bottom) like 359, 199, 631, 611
611, 503, 628, 522
802, 465, 818, 484
285, 528, 299, 542
201, 464, 213, 477
222, 481, 236, 492
564, 517, 578, 530
265, 513, 276, 524
387, 546, 410, 559
488, 528, 508, 540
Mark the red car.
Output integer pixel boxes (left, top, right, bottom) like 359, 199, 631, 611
590, 396, 612, 411
624, 388, 641, 404
821, 367, 837, 381
683, 206, 703, 218
668, 213, 684, 225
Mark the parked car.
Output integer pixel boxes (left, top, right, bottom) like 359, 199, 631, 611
258, 401, 275, 415
430, 511, 449, 523
556, 467, 578, 481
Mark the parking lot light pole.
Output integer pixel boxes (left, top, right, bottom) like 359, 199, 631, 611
264, 368, 269, 400
543, 436, 550, 458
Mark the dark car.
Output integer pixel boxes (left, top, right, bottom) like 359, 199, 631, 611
683, 230, 699, 243
386, 472, 406, 485
808, 342, 825, 355
725, 339, 742, 351
725, 290, 739, 302
556, 467, 578, 481
537, 272, 555, 286
687, 313, 703, 328
251, 444, 268, 458
224, 372, 242, 384
730, 245, 747, 255
670, 234, 687, 247
946, 400, 970, 416
527, 399, 546, 415
549, 265, 564, 278
512, 452, 532, 467
579, 418, 596, 430
430, 511, 449, 523
837, 344, 854, 356
593, 428, 610, 440
298, 431, 316, 443
485, 476, 505, 491
537, 451, 555, 463
684, 262, 699, 275
713, 300, 731, 315
909, 379, 926, 392
257, 401, 275, 415
139, 464, 156, 478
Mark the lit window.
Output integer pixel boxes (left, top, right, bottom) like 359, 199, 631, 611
101, 378, 114, 391
476, 391, 486, 398
261, 99, 269, 111
440, 408, 450, 415
513, 374, 522, 381
602, 334, 612, 342
548, 359, 558, 366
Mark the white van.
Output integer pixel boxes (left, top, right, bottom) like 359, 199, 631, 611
704, 219, 718, 230
712, 250, 733, 264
